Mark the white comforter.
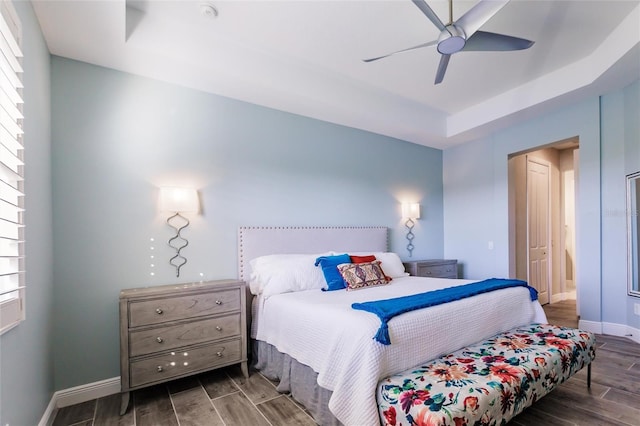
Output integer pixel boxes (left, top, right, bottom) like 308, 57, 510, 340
253, 276, 547, 426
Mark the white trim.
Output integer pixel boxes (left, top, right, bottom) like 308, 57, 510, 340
38, 377, 121, 426
602, 322, 640, 344
578, 319, 602, 334
550, 291, 576, 304
37, 397, 57, 426
602, 322, 629, 338
578, 320, 640, 345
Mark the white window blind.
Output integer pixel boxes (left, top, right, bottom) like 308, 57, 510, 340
0, 0, 24, 335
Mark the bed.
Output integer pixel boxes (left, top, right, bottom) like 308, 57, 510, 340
238, 226, 547, 426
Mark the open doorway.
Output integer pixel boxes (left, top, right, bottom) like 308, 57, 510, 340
508, 137, 579, 315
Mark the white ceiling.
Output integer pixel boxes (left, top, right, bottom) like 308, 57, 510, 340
32, 0, 640, 149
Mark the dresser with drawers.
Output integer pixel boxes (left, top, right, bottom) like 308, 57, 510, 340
403, 259, 458, 279
119, 279, 248, 414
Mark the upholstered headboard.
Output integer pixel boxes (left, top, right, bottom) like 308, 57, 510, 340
237, 226, 388, 281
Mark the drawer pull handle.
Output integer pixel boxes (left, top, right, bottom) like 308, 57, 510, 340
156, 337, 163, 343
215, 300, 222, 305
216, 351, 223, 357
155, 308, 163, 315
215, 326, 222, 331
157, 366, 163, 372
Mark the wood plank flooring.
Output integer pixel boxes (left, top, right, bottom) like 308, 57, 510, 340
511, 299, 640, 426
51, 299, 640, 425
50, 366, 315, 426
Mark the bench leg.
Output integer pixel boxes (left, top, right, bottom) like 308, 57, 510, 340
587, 363, 591, 388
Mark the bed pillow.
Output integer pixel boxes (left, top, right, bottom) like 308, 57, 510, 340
249, 253, 328, 297
315, 254, 351, 291
349, 252, 408, 278
375, 252, 409, 278
350, 254, 376, 263
338, 261, 391, 291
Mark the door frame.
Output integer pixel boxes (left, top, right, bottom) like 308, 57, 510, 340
508, 141, 579, 309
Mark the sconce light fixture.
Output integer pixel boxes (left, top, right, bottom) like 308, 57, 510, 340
402, 203, 421, 257
159, 187, 199, 277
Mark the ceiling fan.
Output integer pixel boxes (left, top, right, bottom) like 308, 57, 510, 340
364, 0, 534, 85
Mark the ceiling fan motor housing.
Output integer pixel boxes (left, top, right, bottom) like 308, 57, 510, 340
437, 25, 466, 54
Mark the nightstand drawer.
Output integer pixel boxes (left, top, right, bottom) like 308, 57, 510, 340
404, 259, 458, 278
129, 313, 241, 357
128, 288, 241, 327
417, 264, 457, 278
129, 338, 242, 388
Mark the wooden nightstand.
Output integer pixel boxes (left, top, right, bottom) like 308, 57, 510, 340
403, 259, 458, 278
119, 279, 248, 414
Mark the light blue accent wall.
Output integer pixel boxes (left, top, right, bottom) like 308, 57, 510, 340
621, 81, 640, 329
50, 57, 444, 390
0, 2, 54, 425
600, 87, 629, 326
444, 80, 640, 329
441, 136, 497, 279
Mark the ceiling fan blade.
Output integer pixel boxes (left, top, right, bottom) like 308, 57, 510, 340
363, 40, 438, 63
434, 54, 451, 85
456, 0, 510, 39
411, 0, 446, 31
463, 31, 534, 51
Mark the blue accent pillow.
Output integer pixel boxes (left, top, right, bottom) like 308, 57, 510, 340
315, 254, 351, 291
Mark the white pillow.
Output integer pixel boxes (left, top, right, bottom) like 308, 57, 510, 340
344, 252, 409, 278
248, 253, 329, 297
374, 252, 409, 278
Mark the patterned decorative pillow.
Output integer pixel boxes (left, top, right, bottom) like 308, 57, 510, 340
338, 260, 391, 291
348, 252, 408, 278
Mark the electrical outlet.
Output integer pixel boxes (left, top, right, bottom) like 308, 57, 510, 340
635, 303, 640, 316
487, 241, 494, 250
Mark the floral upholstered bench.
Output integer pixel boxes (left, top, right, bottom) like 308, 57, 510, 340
377, 323, 596, 426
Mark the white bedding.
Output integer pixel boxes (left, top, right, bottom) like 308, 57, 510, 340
253, 276, 547, 426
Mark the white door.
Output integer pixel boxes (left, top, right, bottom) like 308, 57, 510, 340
527, 157, 550, 305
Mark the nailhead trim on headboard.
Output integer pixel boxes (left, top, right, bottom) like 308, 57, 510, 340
237, 226, 389, 281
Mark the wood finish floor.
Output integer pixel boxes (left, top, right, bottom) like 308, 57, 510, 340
52, 299, 640, 425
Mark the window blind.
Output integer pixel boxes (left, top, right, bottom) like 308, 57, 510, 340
0, 0, 24, 334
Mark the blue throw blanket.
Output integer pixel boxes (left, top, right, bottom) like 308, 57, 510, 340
351, 278, 538, 345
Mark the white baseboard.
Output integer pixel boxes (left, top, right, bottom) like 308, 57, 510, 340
601, 322, 629, 337
578, 319, 602, 334
602, 322, 640, 344
578, 320, 640, 344
38, 377, 121, 426
550, 291, 576, 304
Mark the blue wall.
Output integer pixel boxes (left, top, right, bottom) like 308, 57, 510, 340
601, 81, 640, 330
443, 80, 640, 331
0, 2, 54, 425
50, 56, 445, 390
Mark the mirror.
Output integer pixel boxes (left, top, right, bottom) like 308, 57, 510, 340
627, 172, 640, 297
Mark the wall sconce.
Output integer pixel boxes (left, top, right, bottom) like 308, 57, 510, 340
159, 187, 199, 277
402, 203, 421, 257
